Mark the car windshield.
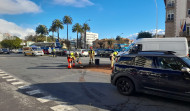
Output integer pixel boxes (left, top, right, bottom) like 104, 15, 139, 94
181, 57, 190, 66
32, 48, 42, 51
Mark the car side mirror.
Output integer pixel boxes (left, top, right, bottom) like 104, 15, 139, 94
181, 67, 190, 73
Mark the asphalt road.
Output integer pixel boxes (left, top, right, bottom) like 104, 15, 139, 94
0, 54, 190, 111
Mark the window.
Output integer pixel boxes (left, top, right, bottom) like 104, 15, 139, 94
157, 57, 187, 71
135, 56, 154, 68
118, 57, 134, 65
188, 9, 190, 15
167, 10, 174, 21
167, 0, 175, 7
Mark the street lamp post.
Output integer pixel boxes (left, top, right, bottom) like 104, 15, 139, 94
155, 0, 158, 38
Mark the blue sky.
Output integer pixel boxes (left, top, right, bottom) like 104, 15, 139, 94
0, 0, 166, 40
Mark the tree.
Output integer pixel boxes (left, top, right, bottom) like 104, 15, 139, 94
72, 23, 82, 48
1, 36, 22, 49
63, 16, 72, 41
36, 25, 48, 36
98, 41, 103, 49
137, 31, 152, 39
49, 25, 56, 41
52, 19, 64, 40
116, 36, 122, 41
107, 39, 114, 48
82, 23, 90, 48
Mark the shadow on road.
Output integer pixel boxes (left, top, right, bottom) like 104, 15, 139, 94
17, 82, 190, 111
27, 65, 68, 69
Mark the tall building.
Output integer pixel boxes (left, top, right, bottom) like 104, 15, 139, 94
82, 32, 99, 48
165, 0, 190, 42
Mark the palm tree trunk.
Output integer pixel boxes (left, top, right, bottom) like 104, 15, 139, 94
84, 31, 86, 49
67, 24, 68, 41
52, 32, 54, 41
58, 29, 59, 40
77, 32, 78, 49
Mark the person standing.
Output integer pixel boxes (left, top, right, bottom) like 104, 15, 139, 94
88, 47, 95, 64
110, 51, 118, 69
52, 47, 56, 57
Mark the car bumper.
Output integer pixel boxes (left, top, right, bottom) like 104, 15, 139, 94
35, 53, 44, 56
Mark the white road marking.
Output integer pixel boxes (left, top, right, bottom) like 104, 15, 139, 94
0, 74, 8, 76
2, 76, 13, 79
36, 96, 57, 103
6, 78, 17, 82
11, 82, 24, 85
26, 90, 42, 95
50, 105, 78, 111
18, 85, 31, 89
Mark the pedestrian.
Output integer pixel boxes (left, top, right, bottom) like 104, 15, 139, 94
52, 47, 56, 57
110, 51, 118, 69
88, 47, 95, 64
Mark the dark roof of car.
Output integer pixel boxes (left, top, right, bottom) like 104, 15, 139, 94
121, 51, 178, 57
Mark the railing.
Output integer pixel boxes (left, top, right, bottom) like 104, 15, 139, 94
167, 3, 175, 8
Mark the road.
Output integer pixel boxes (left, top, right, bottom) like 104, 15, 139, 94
0, 54, 189, 111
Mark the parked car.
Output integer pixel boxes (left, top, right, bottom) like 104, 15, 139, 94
0, 48, 10, 54
76, 49, 89, 57
97, 49, 105, 56
111, 51, 190, 101
100, 49, 114, 57
23, 47, 44, 56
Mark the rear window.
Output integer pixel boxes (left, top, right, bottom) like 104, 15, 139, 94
118, 57, 134, 65
135, 56, 155, 68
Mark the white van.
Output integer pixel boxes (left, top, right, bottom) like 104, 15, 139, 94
119, 37, 188, 57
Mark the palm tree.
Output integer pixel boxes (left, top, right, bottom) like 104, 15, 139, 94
52, 19, 64, 40
63, 16, 72, 41
82, 23, 90, 49
49, 25, 56, 41
72, 23, 82, 48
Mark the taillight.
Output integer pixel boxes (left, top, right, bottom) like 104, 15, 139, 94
82, 51, 84, 53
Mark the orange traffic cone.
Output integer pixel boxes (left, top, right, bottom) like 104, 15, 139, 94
68, 62, 72, 69
78, 61, 82, 64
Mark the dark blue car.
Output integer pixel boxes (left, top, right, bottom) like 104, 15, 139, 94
111, 51, 190, 101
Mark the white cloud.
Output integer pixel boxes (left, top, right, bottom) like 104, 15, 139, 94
0, 0, 41, 14
53, 0, 94, 7
0, 19, 35, 39
127, 29, 165, 40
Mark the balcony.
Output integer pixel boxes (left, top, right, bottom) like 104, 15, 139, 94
179, 32, 190, 37
167, 3, 175, 8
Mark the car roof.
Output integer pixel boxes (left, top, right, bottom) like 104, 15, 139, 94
121, 51, 181, 57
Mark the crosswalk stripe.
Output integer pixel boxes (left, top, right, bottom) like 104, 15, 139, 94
36, 96, 56, 103
0, 74, 8, 76
11, 82, 24, 85
2, 76, 13, 79
50, 105, 78, 111
26, 90, 42, 95
6, 78, 17, 82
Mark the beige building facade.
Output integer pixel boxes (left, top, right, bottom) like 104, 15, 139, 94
165, 0, 190, 43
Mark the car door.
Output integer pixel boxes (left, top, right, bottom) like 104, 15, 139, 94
134, 56, 161, 89
155, 57, 190, 97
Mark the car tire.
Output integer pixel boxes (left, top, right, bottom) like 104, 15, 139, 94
24, 53, 27, 56
32, 53, 35, 56
116, 77, 135, 96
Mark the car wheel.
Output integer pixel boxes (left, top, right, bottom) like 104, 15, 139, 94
24, 53, 27, 56
32, 53, 35, 56
116, 77, 135, 96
